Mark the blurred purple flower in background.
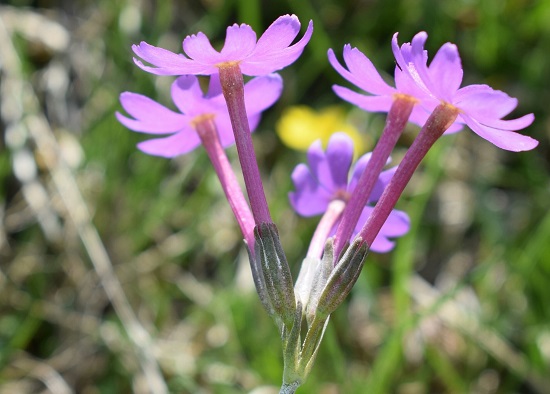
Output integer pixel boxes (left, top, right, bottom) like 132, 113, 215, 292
133, 14, 313, 77
290, 133, 410, 253
116, 73, 282, 157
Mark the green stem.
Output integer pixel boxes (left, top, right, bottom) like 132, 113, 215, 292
280, 381, 301, 394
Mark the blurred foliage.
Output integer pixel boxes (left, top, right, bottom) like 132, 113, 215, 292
1, 0, 549, 393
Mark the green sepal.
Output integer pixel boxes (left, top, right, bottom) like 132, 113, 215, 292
294, 238, 334, 325
316, 238, 369, 318
254, 222, 296, 330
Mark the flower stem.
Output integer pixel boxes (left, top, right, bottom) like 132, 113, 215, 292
195, 116, 256, 249
333, 96, 415, 261
359, 103, 459, 245
218, 63, 272, 225
280, 381, 301, 394
307, 199, 345, 259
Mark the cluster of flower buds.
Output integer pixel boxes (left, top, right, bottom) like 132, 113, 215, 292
117, 15, 537, 393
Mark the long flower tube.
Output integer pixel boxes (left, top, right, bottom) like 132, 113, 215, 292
218, 63, 273, 225
306, 200, 345, 259
359, 103, 459, 245
194, 116, 256, 248
332, 96, 415, 260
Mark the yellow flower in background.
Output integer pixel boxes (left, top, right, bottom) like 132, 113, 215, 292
276, 105, 369, 155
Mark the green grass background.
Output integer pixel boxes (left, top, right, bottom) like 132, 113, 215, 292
1, 0, 549, 393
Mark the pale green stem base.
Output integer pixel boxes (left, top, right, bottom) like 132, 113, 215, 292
280, 381, 301, 394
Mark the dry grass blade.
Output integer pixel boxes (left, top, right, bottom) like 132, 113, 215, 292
0, 10, 167, 393
409, 274, 550, 393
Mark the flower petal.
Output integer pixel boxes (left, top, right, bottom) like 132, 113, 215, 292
392, 32, 432, 98
407, 106, 433, 128
329, 46, 394, 96
343, 45, 395, 95
253, 15, 301, 56
289, 163, 331, 216
462, 113, 539, 151
247, 114, 261, 134
132, 42, 215, 75
348, 152, 372, 192
244, 74, 283, 115
242, 20, 313, 75
353, 207, 410, 253
332, 85, 394, 112
428, 42, 463, 100
133, 41, 190, 66
117, 92, 188, 133
220, 23, 257, 59
476, 113, 535, 131
370, 236, 396, 253
137, 131, 201, 157
132, 59, 214, 75
325, 133, 355, 190
379, 209, 410, 237
394, 66, 433, 102
369, 167, 396, 202
206, 73, 223, 98
213, 111, 235, 147
182, 32, 221, 63
170, 75, 206, 115
307, 140, 332, 190
454, 85, 520, 120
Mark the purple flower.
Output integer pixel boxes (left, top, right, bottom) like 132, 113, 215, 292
392, 32, 538, 152
327, 44, 462, 131
116, 74, 282, 157
132, 15, 313, 77
290, 133, 410, 253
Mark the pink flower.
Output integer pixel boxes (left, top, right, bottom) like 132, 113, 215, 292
132, 15, 313, 77
116, 73, 282, 157
328, 44, 440, 129
392, 32, 538, 152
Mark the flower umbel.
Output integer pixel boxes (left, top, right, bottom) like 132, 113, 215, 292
392, 32, 538, 151
133, 14, 313, 77
116, 73, 282, 157
290, 133, 410, 255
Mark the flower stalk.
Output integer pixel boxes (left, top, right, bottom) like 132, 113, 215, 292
307, 200, 345, 259
333, 96, 415, 260
194, 116, 255, 249
359, 103, 459, 245
219, 63, 273, 225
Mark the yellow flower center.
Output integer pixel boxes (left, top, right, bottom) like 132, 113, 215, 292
216, 60, 241, 69
191, 113, 216, 128
392, 93, 420, 105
